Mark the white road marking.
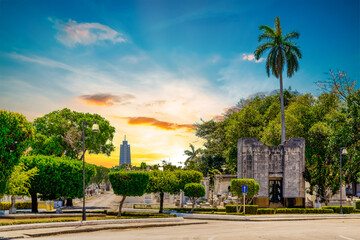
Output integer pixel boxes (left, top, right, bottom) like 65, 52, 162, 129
339, 235, 355, 240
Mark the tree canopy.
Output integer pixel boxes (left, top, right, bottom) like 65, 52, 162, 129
146, 170, 179, 213
108, 171, 149, 216
30, 108, 115, 160
191, 70, 359, 203
21, 155, 96, 212
0, 110, 33, 194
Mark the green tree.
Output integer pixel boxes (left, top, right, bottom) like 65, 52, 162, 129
21, 155, 96, 212
140, 162, 147, 170
5, 163, 38, 212
230, 179, 260, 213
30, 108, 115, 160
184, 183, 206, 212
108, 171, 149, 217
146, 170, 178, 213
174, 170, 203, 191
92, 165, 110, 188
255, 16, 302, 144
0, 110, 33, 194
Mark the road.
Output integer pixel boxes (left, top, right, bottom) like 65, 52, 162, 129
28, 219, 360, 240
74, 191, 121, 211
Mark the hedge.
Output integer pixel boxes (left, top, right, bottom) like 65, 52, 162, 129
225, 205, 258, 214
322, 206, 354, 214
355, 209, 360, 213
275, 208, 334, 214
257, 208, 275, 214
169, 207, 226, 212
355, 200, 360, 210
106, 211, 172, 218
276, 208, 305, 214
0, 202, 31, 210
303, 208, 333, 214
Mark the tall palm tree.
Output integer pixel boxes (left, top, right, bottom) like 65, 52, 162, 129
254, 16, 302, 144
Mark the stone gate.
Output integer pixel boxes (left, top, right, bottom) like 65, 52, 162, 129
237, 138, 305, 208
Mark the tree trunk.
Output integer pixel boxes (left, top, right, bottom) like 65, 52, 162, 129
117, 195, 126, 217
159, 192, 164, 213
191, 198, 195, 213
11, 195, 15, 209
31, 191, 38, 213
66, 198, 73, 207
279, 72, 286, 144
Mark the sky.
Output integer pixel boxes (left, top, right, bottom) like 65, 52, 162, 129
0, 0, 359, 168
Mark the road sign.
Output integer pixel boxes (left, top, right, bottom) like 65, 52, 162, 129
242, 185, 248, 195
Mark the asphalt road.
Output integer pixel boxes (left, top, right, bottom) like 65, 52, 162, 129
27, 219, 360, 240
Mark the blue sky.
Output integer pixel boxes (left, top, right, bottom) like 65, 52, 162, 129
0, 0, 359, 166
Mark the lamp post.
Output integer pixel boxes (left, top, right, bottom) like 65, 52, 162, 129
339, 147, 347, 214
82, 121, 100, 221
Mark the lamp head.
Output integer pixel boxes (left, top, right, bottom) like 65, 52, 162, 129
91, 122, 100, 133
221, 165, 227, 171
341, 148, 348, 155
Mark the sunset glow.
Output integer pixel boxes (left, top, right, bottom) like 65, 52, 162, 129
0, 1, 358, 168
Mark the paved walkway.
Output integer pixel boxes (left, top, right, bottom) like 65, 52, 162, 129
0, 218, 207, 239
181, 213, 360, 221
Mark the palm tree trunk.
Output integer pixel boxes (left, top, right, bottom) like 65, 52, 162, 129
279, 72, 286, 144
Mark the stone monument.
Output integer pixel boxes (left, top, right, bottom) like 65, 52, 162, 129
237, 138, 305, 208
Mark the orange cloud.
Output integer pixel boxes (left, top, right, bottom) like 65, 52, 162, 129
78, 93, 135, 106
112, 116, 195, 132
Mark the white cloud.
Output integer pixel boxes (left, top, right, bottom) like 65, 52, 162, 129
242, 53, 265, 63
51, 18, 126, 47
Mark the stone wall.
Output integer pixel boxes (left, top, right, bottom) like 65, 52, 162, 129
237, 138, 305, 207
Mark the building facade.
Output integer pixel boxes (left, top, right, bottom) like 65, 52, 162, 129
119, 136, 131, 165
237, 138, 305, 208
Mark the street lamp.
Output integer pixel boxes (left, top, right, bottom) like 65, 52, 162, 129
339, 147, 347, 214
82, 121, 100, 221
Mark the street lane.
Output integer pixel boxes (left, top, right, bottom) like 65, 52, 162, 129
28, 219, 360, 240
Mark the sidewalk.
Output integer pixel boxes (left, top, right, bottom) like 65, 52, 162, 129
0, 218, 207, 239
180, 213, 360, 221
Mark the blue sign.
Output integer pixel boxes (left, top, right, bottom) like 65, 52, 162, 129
242, 185, 248, 194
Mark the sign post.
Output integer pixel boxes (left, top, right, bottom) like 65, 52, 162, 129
242, 185, 247, 214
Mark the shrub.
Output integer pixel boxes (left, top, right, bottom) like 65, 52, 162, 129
225, 205, 258, 214
322, 206, 354, 214
355, 200, 360, 210
276, 208, 305, 214
257, 208, 275, 214
106, 211, 172, 218
0, 202, 31, 210
304, 208, 333, 214
355, 209, 360, 213
168, 207, 226, 213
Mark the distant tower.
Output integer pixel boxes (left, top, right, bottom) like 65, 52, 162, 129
119, 135, 131, 165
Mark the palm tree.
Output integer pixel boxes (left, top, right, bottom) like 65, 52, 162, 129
184, 144, 201, 168
254, 16, 302, 144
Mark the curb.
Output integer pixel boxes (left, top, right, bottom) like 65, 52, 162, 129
0, 217, 184, 232
182, 213, 360, 222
